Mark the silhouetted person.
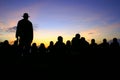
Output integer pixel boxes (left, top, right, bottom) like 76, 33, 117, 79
31, 43, 38, 56
38, 43, 46, 56
54, 36, 66, 56
110, 38, 120, 63
80, 37, 89, 49
80, 37, 89, 58
89, 39, 98, 60
98, 38, 110, 58
1, 40, 11, 63
65, 40, 72, 55
89, 39, 98, 48
2, 40, 11, 54
110, 38, 119, 49
99, 38, 109, 49
71, 33, 81, 51
11, 40, 19, 56
47, 41, 55, 56
16, 13, 33, 56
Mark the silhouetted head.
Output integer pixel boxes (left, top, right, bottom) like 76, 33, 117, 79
81, 37, 85, 41
75, 33, 80, 39
32, 43, 37, 47
4, 40, 9, 45
14, 40, 18, 46
22, 13, 29, 19
40, 43, 45, 48
66, 40, 71, 45
113, 38, 117, 42
50, 41, 54, 46
103, 38, 107, 43
58, 36, 63, 42
3, 40, 9, 46
91, 39, 95, 43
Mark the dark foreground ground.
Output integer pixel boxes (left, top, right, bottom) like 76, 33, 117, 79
0, 49, 119, 79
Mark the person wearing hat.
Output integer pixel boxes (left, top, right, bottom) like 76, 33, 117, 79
16, 13, 33, 55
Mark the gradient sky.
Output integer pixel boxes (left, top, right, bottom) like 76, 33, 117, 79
0, 0, 120, 47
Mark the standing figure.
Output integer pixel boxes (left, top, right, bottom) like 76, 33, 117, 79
16, 13, 33, 55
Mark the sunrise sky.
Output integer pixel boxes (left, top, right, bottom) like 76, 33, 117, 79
0, 0, 120, 47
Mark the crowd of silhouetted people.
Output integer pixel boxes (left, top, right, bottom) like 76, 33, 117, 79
0, 33, 120, 65
0, 13, 117, 65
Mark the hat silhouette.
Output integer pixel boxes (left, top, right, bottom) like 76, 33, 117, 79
22, 13, 29, 17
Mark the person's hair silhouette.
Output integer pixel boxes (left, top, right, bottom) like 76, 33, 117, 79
16, 13, 33, 55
